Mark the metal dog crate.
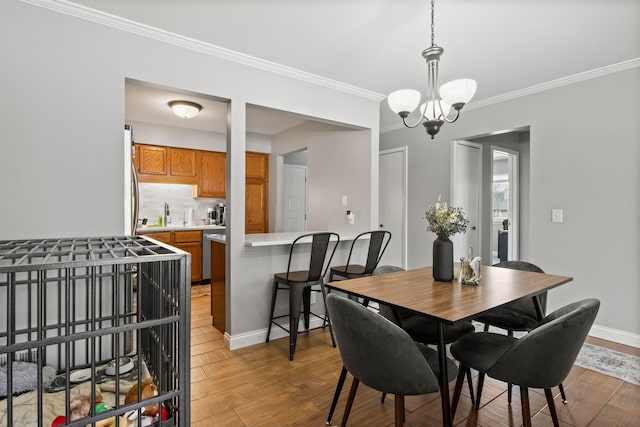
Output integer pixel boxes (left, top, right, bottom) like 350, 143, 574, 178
0, 236, 190, 426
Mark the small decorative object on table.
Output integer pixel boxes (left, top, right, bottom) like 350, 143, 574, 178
425, 196, 469, 281
459, 256, 481, 285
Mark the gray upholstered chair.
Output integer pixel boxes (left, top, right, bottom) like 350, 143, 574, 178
325, 265, 474, 425
375, 266, 475, 345
326, 293, 457, 427
473, 261, 570, 403
266, 232, 339, 360
329, 230, 391, 281
450, 298, 600, 427
475, 261, 547, 333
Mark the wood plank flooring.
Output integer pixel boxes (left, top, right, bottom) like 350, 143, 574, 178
188, 285, 640, 426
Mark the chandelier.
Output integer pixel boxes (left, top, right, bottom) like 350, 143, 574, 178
387, 0, 477, 139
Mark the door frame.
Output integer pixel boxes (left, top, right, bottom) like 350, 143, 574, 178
450, 140, 483, 261
379, 146, 408, 269
490, 146, 520, 261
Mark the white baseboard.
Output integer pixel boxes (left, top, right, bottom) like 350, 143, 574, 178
590, 323, 640, 349
225, 321, 640, 351
226, 317, 327, 351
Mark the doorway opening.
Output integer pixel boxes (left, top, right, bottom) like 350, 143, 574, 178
452, 127, 530, 265
491, 147, 519, 264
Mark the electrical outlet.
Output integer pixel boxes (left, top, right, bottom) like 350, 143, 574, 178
551, 209, 563, 223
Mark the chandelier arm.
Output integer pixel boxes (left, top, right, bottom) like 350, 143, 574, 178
443, 109, 461, 123
402, 115, 427, 129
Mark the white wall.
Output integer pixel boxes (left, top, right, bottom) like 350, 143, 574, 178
127, 120, 271, 153
0, 0, 379, 241
0, 1, 380, 342
270, 121, 372, 234
381, 68, 640, 344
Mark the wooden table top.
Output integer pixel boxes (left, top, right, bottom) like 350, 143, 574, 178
326, 266, 573, 324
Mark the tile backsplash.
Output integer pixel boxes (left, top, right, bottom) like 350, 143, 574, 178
138, 183, 224, 226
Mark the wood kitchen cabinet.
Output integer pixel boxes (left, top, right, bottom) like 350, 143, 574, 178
135, 144, 197, 185
245, 152, 269, 233
138, 230, 202, 282
195, 151, 226, 198
169, 147, 197, 179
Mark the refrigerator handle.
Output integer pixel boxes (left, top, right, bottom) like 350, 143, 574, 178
131, 161, 139, 235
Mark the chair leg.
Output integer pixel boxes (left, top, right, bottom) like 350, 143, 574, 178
451, 363, 467, 419
475, 372, 485, 410
302, 287, 311, 330
508, 382, 513, 404
380, 392, 386, 403
520, 387, 532, 427
326, 366, 348, 425
319, 283, 336, 347
394, 395, 405, 427
559, 382, 567, 403
288, 284, 304, 360
340, 377, 360, 427
466, 368, 475, 406
544, 388, 560, 427
266, 280, 279, 342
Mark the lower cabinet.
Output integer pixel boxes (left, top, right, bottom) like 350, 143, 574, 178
210, 240, 226, 333
139, 230, 202, 283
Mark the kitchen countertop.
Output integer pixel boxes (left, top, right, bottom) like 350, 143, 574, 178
138, 224, 226, 232
205, 231, 367, 247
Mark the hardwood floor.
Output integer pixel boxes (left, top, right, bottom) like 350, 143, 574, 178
188, 285, 640, 426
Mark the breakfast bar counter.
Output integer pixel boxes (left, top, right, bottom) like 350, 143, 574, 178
205, 230, 369, 350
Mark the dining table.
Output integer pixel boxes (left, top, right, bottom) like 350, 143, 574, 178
325, 265, 573, 427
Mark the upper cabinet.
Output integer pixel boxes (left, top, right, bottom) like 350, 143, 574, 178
135, 144, 196, 185
196, 151, 226, 198
169, 147, 197, 179
137, 145, 167, 176
246, 152, 269, 234
246, 152, 268, 180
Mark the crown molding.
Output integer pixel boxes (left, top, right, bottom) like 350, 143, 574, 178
381, 57, 640, 134
21, 0, 386, 102
466, 58, 640, 111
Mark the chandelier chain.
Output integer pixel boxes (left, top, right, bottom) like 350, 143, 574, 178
430, 0, 435, 46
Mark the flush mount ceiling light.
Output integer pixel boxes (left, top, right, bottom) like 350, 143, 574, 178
387, 0, 477, 139
168, 100, 202, 119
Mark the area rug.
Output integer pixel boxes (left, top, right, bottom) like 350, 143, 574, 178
574, 343, 640, 385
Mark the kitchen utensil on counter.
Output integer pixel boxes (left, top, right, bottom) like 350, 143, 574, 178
184, 208, 194, 226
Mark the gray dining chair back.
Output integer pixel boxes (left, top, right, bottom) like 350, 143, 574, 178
451, 298, 600, 427
326, 293, 451, 426
489, 298, 600, 388
493, 260, 546, 315
327, 293, 439, 396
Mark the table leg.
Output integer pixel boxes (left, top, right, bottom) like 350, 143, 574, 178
533, 295, 544, 321
436, 322, 453, 427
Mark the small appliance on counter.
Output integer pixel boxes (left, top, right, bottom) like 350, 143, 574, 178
207, 207, 216, 225
215, 203, 226, 226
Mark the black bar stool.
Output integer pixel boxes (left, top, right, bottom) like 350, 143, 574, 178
329, 230, 391, 281
266, 232, 340, 360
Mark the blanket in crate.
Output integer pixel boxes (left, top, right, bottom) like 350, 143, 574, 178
0, 359, 151, 427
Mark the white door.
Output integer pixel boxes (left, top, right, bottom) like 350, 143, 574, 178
451, 141, 481, 261
283, 164, 307, 232
379, 147, 407, 269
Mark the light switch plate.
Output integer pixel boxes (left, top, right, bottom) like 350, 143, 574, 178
551, 209, 563, 223
342, 195, 348, 206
